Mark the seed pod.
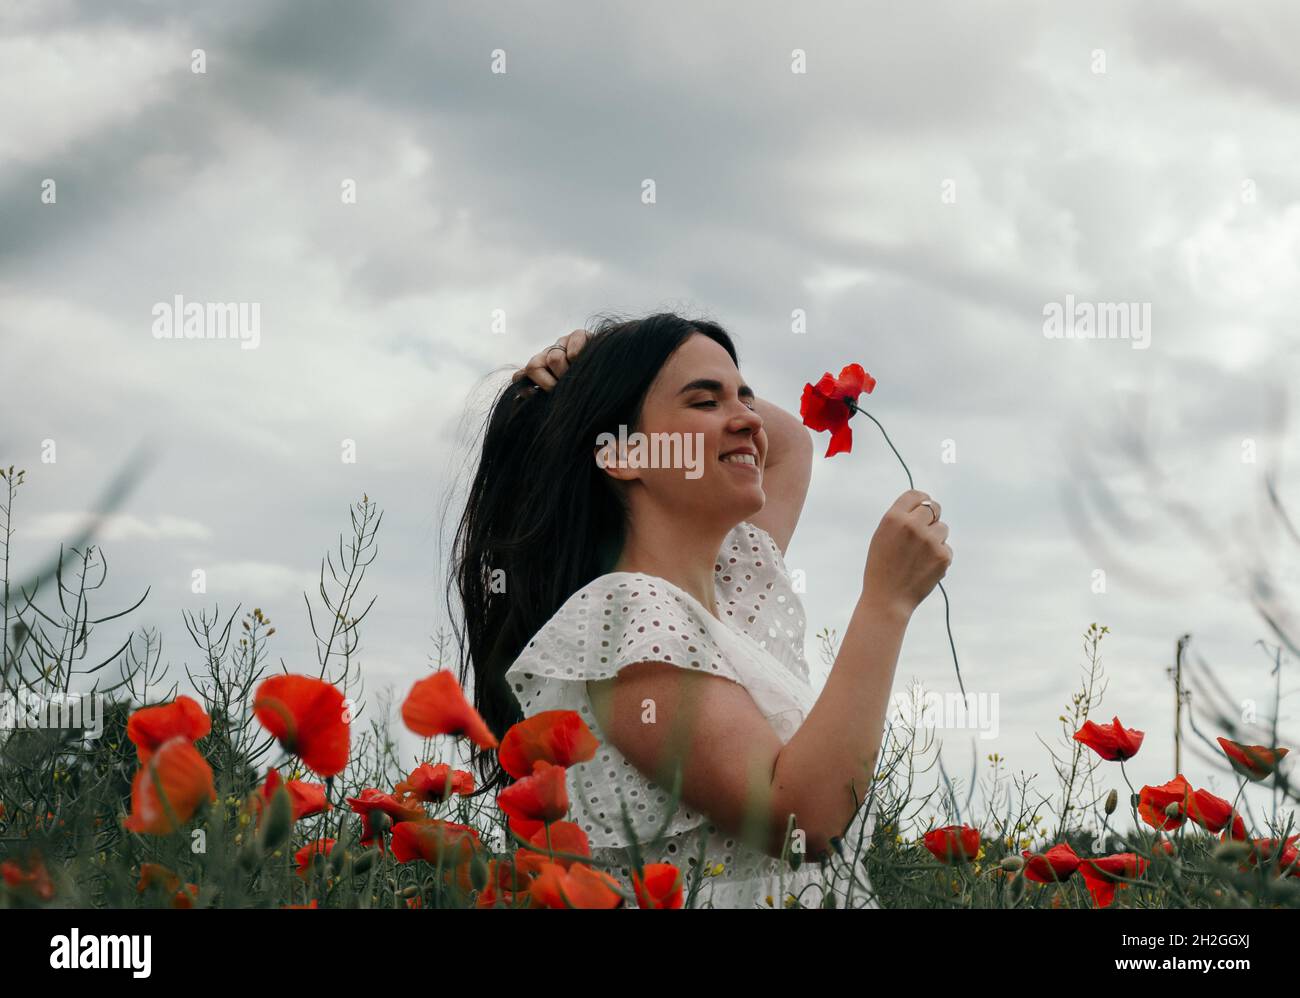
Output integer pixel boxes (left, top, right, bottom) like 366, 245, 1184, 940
238, 837, 263, 872
469, 850, 489, 891
1000, 855, 1024, 873
259, 785, 293, 853
1212, 840, 1252, 863
1105, 789, 1118, 815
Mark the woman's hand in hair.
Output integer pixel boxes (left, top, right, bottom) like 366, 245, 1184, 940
511, 328, 590, 391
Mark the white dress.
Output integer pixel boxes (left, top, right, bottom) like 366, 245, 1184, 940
504, 520, 880, 908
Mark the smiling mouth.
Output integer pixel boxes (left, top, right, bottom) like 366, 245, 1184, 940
719, 453, 760, 471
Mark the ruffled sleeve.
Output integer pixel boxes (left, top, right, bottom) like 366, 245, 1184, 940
506, 573, 747, 717
504, 574, 751, 847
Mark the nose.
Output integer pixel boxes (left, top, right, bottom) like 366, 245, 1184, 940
729, 400, 763, 440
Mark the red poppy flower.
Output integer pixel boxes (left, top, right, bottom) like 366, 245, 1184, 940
477, 860, 538, 909
1, 852, 55, 902
251, 767, 331, 822
528, 861, 625, 909
1218, 814, 1249, 841
345, 789, 425, 851
123, 736, 216, 835
1217, 737, 1289, 781
1073, 716, 1144, 762
252, 675, 350, 777
126, 695, 211, 763
497, 760, 569, 826
922, 824, 981, 863
498, 710, 599, 779
504, 812, 546, 844
294, 839, 336, 879
514, 820, 591, 876
138, 864, 199, 908
391, 818, 482, 866
137, 862, 180, 894
401, 671, 499, 749
171, 883, 200, 908
394, 762, 476, 803
799, 363, 876, 458
1243, 835, 1300, 875
1021, 842, 1081, 884
1186, 788, 1241, 835
1138, 774, 1192, 830
632, 863, 684, 909
1078, 853, 1147, 908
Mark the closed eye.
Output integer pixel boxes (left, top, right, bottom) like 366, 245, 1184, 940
694, 400, 756, 411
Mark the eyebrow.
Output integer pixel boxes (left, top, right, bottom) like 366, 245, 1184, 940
677, 378, 755, 400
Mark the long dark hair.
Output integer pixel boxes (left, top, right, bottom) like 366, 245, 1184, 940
445, 311, 740, 798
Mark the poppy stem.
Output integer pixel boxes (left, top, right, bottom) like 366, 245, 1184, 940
844, 397, 965, 697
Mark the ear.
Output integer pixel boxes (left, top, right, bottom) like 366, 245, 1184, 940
594, 439, 638, 482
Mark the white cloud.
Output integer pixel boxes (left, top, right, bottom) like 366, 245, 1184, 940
26, 512, 211, 542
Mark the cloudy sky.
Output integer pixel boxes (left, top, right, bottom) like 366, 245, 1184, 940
4, 0, 1299, 834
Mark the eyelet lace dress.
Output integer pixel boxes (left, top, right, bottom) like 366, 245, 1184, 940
505, 520, 880, 908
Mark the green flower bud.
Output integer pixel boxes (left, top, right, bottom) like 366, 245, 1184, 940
259, 785, 293, 853
469, 850, 490, 892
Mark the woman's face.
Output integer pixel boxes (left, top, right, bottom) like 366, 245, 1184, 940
596, 332, 767, 522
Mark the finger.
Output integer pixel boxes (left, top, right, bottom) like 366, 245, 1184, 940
564, 328, 590, 355
908, 498, 940, 523
545, 346, 572, 380
897, 489, 930, 512
525, 358, 559, 391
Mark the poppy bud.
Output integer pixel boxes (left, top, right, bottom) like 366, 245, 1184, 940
329, 847, 348, 875
1164, 801, 1182, 818
369, 810, 392, 836
352, 848, 378, 874
469, 850, 490, 891
401, 885, 420, 898
1009, 873, 1025, 902
1105, 789, 1118, 815
259, 785, 293, 853
821, 891, 837, 909
1212, 840, 1252, 863
239, 837, 263, 871
1000, 855, 1024, 873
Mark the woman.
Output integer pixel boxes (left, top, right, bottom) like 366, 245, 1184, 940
447, 312, 951, 907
